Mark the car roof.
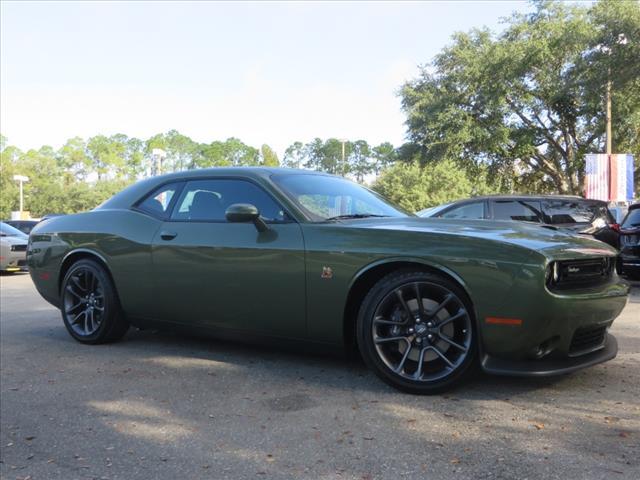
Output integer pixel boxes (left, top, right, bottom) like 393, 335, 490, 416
154, 167, 330, 181
97, 167, 336, 211
445, 194, 607, 205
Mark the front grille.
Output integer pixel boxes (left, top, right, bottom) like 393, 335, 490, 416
10, 244, 27, 252
17, 260, 26, 267
569, 325, 607, 355
547, 258, 613, 290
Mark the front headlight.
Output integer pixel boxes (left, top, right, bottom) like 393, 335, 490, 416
545, 261, 561, 286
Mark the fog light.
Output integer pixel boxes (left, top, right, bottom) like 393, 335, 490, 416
530, 336, 560, 359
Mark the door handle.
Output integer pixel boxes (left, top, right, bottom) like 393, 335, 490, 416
160, 231, 177, 241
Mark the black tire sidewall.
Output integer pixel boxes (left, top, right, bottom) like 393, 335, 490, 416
357, 270, 477, 394
60, 259, 119, 344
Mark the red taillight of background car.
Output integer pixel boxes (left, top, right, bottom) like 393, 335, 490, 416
609, 223, 621, 233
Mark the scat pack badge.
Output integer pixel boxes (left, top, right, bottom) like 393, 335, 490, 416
321, 266, 333, 279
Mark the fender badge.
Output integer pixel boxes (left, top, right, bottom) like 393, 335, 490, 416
321, 266, 333, 279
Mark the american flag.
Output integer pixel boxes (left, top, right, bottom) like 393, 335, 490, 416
584, 154, 635, 201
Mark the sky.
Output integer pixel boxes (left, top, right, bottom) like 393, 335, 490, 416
1, 0, 534, 157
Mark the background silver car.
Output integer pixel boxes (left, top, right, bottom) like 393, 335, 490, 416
0, 222, 28, 272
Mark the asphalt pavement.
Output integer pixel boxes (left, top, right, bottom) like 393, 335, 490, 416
1, 272, 639, 480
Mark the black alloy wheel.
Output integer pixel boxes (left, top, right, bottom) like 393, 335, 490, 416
61, 259, 129, 344
357, 270, 476, 394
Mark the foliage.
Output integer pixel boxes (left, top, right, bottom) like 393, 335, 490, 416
0, 132, 407, 219
401, 0, 640, 194
260, 144, 280, 166
372, 159, 498, 212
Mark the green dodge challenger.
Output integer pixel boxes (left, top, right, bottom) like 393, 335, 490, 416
27, 168, 629, 393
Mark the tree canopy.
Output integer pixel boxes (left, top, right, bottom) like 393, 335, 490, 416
401, 0, 640, 194
0, 132, 400, 218
372, 159, 497, 212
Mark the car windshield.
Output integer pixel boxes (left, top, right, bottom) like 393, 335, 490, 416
272, 173, 410, 222
622, 208, 640, 228
0, 222, 27, 237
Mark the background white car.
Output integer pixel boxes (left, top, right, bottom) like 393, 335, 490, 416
0, 222, 28, 272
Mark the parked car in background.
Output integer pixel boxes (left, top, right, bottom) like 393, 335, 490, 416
608, 204, 629, 224
418, 195, 620, 249
40, 213, 65, 222
4, 219, 39, 235
27, 168, 628, 394
618, 203, 640, 278
0, 222, 28, 272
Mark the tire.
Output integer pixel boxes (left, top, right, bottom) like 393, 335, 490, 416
60, 259, 129, 344
357, 270, 477, 394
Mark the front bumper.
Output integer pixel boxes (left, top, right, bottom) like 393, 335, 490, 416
1, 251, 28, 272
619, 250, 640, 273
482, 333, 618, 376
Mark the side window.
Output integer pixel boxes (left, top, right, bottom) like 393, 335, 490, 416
439, 202, 485, 219
170, 179, 287, 222
492, 200, 542, 222
542, 200, 600, 224
137, 183, 181, 218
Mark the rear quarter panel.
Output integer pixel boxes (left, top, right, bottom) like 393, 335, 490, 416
28, 209, 162, 317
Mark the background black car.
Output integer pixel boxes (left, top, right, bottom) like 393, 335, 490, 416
618, 203, 640, 278
418, 195, 620, 249
3, 220, 39, 235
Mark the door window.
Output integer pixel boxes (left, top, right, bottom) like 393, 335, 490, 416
438, 202, 485, 219
170, 179, 287, 222
492, 200, 542, 222
137, 182, 181, 219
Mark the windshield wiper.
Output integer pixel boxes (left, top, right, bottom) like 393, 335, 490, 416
325, 214, 390, 221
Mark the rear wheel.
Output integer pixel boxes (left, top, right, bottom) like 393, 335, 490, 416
60, 259, 129, 344
357, 270, 476, 394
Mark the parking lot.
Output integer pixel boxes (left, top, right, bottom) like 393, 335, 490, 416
0, 272, 638, 480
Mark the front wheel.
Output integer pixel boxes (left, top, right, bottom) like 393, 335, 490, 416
60, 259, 129, 344
357, 270, 477, 394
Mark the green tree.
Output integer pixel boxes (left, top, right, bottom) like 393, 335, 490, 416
349, 140, 372, 183
0, 137, 20, 218
196, 138, 259, 167
87, 134, 140, 180
282, 141, 305, 169
371, 142, 398, 174
401, 0, 640, 194
164, 130, 197, 172
260, 144, 280, 166
373, 159, 497, 212
59, 137, 91, 182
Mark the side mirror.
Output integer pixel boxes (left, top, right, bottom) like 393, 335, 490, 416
225, 203, 269, 232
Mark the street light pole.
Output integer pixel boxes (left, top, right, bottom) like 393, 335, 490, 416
606, 70, 612, 155
151, 148, 167, 177
13, 175, 29, 218
340, 138, 348, 177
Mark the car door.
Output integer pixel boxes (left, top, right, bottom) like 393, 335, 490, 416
150, 177, 307, 339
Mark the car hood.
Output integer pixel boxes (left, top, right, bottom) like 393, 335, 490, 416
0, 235, 28, 246
344, 217, 617, 260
